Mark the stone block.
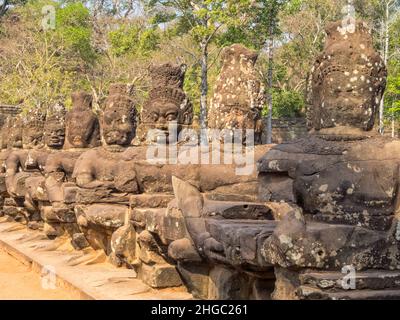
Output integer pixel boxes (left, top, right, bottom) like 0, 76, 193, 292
139, 263, 182, 288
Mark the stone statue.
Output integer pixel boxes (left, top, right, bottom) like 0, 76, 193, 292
113, 57, 271, 291
72, 84, 140, 254
208, 44, 265, 144
25, 104, 67, 225
0, 117, 13, 216
4, 110, 46, 223
39, 91, 100, 241
257, 20, 400, 300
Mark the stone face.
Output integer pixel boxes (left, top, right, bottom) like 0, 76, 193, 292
208, 44, 265, 143
134, 63, 193, 145
8, 113, 23, 149
65, 91, 100, 149
21, 110, 45, 149
310, 20, 387, 135
39, 92, 101, 239
101, 84, 137, 147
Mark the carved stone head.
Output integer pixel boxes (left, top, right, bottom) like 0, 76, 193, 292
149, 63, 186, 89
44, 104, 66, 149
65, 91, 100, 148
101, 83, 137, 146
135, 63, 193, 144
22, 110, 45, 149
142, 87, 193, 129
310, 20, 387, 136
208, 44, 265, 140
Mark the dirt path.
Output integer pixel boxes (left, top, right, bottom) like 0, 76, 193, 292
0, 249, 76, 300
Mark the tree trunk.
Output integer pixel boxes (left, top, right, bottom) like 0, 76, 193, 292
266, 26, 274, 144
379, 1, 390, 134
392, 113, 395, 138
200, 42, 208, 131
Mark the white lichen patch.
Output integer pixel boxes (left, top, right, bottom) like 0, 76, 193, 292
319, 184, 329, 192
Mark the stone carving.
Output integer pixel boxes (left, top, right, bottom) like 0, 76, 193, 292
72, 84, 139, 254
39, 91, 100, 240
208, 44, 265, 143
134, 63, 193, 145
0, 117, 14, 216
0, 107, 22, 216
4, 28, 392, 300
310, 20, 387, 137
257, 20, 400, 300
4, 111, 47, 223
8, 113, 24, 149
64, 91, 100, 149
167, 176, 276, 299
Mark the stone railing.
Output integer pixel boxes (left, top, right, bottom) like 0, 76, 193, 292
261, 117, 308, 144
0, 105, 21, 127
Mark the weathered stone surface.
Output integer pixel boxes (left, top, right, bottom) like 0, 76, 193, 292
139, 263, 182, 288
208, 44, 265, 143
310, 20, 386, 135
176, 262, 210, 300
71, 232, 90, 250
133, 63, 193, 145
256, 20, 400, 300
64, 91, 100, 149
71, 84, 139, 256
259, 135, 400, 231
208, 266, 251, 300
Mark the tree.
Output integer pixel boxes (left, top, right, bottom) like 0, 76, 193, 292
146, 0, 247, 131
252, 0, 287, 144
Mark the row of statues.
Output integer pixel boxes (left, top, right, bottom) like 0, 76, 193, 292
0, 44, 271, 297
1, 20, 399, 300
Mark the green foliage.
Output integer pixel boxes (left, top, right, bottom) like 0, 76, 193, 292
271, 89, 305, 118
0, 0, 399, 126
56, 2, 95, 63
386, 60, 400, 117
109, 24, 160, 57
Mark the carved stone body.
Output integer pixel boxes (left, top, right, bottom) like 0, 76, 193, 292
256, 21, 400, 300
39, 92, 100, 241
4, 111, 47, 223
72, 84, 139, 254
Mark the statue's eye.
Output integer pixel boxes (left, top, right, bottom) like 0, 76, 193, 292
152, 113, 159, 121
166, 113, 177, 121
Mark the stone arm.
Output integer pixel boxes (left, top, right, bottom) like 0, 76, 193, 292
44, 155, 69, 202
5, 152, 23, 195
72, 152, 114, 189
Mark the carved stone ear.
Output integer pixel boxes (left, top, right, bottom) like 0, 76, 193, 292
172, 176, 203, 218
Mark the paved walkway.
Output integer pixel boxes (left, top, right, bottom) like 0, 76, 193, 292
0, 217, 192, 300
0, 248, 75, 300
